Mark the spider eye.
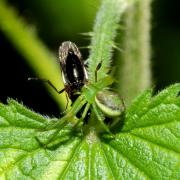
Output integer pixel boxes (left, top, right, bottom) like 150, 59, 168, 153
95, 89, 124, 117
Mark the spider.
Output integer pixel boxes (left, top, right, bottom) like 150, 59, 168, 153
31, 41, 125, 134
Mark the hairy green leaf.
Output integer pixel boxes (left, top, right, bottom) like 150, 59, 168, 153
0, 84, 179, 179
88, 0, 134, 82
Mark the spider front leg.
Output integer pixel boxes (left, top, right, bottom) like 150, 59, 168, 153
45, 95, 87, 130
74, 102, 91, 129
92, 103, 112, 134
36, 95, 87, 148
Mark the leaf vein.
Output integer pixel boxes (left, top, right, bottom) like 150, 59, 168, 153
108, 142, 150, 179
123, 120, 179, 132
0, 148, 42, 176
100, 142, 115, 179
58, 139, 82, 179
130, 133, 180, 154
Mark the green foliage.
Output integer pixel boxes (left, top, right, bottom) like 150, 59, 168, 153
0, 84, 179, 179
0, 0, 179, 179
88, 0, 131, 81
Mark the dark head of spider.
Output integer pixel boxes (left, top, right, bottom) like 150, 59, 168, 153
59, 41, 88, 102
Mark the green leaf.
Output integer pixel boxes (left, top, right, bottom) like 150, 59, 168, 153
0, 84, 179, 179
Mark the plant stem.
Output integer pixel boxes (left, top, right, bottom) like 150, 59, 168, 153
0, 0, 66, 109
117, 0, 152, 105
88, 0, 134, 82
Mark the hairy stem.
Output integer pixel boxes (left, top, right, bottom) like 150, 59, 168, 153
0, 0, 66, 109
88, 0, 135, 82
118, 0, 152, 105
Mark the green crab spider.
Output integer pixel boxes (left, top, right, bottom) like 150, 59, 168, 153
46, 75, 124, 134
34, 42, 125, 147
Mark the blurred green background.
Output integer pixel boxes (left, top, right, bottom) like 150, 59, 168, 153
0, 0, 179, 116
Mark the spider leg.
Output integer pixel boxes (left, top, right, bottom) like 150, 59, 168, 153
81, 103, 91, 120
74, 102, 91, 129
59, 93, 70, 115
37, 95, 87, 147
95, 61, 102, 82
92, 103, 112, 134
45, 95, 86, 130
